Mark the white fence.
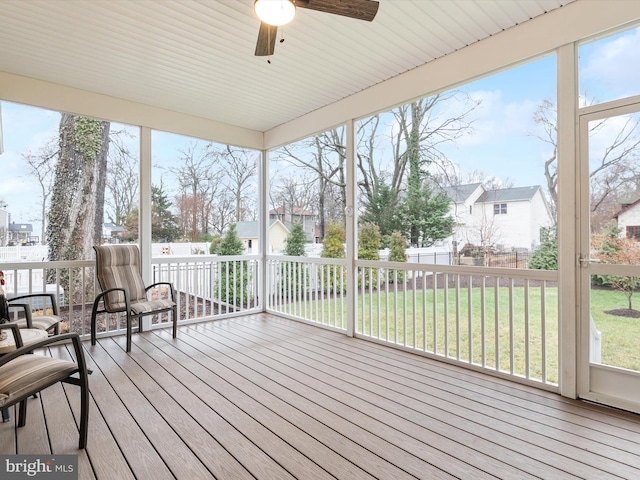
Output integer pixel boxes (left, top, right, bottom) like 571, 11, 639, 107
0, 245, 49, 262
0, 243, 212, 262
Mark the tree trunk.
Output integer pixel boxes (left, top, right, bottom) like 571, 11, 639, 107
47, 114, 110, 261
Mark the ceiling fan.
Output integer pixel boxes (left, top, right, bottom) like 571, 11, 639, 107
254, 0, 380, 57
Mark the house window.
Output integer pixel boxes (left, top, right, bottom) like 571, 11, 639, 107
469, 205, 472, 214
626, 226, 640, 240
493, 203, 507, 215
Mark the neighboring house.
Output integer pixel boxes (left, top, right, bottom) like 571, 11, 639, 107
0, 208, 8, 246
235, 219, 290, 254
102, 222, 125, 243
613, 198, 640, 239
443, 183, 484, 235
7, 222, 37, 245
269, 206, 316, 243
444, 184, 553, 251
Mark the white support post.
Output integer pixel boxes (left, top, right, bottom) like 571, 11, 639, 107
139, 126, 153, 331
557, 43, 578, 399
345, 119, 357, 337
260, 148, 268, 312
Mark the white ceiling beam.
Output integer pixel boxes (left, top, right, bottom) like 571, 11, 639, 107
0, 71, 264, 150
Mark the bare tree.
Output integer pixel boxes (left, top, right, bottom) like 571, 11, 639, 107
208, 188, 236, 235
22, 137, 58, 244
467, 206, 501, 265
222, 145, 258, 222
105, 128, 138, 226
274, 127, 346, 240
532, 98, 558, 221
532, 98, 640, 228
357, 92, 481, 206
270, 171, 317, 226
170, 142, 221, 240
459, 170, 515, 190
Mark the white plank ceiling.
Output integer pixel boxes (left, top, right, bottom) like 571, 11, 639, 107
0, 0, 574, 133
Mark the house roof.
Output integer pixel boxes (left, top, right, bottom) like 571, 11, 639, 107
269, 206, 314, 216
442, 183, 483, 204
0, 0, 578, 146
613, 197, 640, 219
476, 185, 542, 203
8, 223, 32, 232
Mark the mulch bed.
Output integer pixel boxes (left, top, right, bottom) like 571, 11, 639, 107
56, 292, 234, 335
604, 308, 640, 318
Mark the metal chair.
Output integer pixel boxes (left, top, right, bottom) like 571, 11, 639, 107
91, 244, 178, 352
0, 323, 89, 449
7, 293, 62, 335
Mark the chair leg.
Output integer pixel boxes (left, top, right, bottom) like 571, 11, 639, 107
90, 297, 101, 346
78, 372, 89, 449
17, 400, 27, 428
172, 306, 178, 338
126, 312, 132, 353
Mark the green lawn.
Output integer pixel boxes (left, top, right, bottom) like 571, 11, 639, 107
590, 288, 640, 371
273, 285, 640, 384
356, 286, 558, 384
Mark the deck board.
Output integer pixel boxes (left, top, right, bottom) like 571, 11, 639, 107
215, 319, 612, 479
1, 313, 640, 480
243, 320, 639, 477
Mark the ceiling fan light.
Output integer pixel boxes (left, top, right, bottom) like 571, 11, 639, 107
254, 0, 296, 26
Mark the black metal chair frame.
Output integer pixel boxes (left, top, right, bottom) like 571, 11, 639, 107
8, 293, 62, 335
91, 283, 178, 352
0, 323, 89, 449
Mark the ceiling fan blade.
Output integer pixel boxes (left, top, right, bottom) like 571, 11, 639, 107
255, 22, 278, 56
296, 0, 379, 22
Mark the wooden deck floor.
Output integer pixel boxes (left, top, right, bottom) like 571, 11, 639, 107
2, 314, 640, 479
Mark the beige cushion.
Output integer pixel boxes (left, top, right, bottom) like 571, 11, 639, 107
131, 299, 175, 314
0, 355, 78, 408
9, 315, 60, 331
94, 245, 150, 311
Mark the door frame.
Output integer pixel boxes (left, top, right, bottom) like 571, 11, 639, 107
577, 95, 640, 413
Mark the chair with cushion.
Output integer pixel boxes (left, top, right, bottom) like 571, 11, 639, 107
7, 293, 62, 335
0, 323, 89, 449
91, 244, 178, 352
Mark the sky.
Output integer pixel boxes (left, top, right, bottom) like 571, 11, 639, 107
1, 26, 639, 240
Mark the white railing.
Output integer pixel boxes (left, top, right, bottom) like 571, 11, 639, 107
152, 255, 260, 319
1, 259, 97, 336
266, 256, 347, 332
3, 253, 559, 388
1, 255, 261, 339
356, 261, 558, 387
267, 256, 559, 388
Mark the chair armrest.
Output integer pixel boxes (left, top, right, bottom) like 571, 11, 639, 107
7, 303, 35, 328
0, 323, 24, 348
93, 287, 128, 314
146, 282, 176, 302
9, 293, 60, 315
0, 332, 86, 369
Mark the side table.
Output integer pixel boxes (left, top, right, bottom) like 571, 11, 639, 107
0, 328, 48, 354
